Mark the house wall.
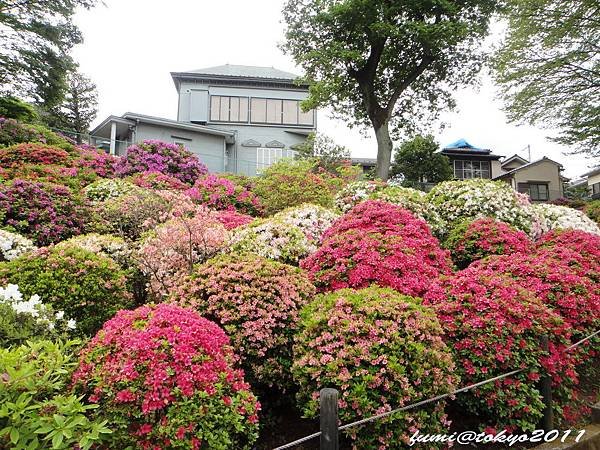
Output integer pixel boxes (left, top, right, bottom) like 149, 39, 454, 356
511, 160, 564, 200
588, 172, 600, 199
134, 123, 227, 173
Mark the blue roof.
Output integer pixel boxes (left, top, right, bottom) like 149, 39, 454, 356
443, 138, 489, 153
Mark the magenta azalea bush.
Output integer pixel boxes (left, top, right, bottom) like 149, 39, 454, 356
72, 303, 260, 450
73, 144, 119, 178
186, 173, 263, 216
443, 217, 531, 269
0, 179, 90, 245
214, 210, 254, 230
114, 140, 207, 185
301, 200, 451, 296
293, 286, 457, 450
173, 253, 315, 391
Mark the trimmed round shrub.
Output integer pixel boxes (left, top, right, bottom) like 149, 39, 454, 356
0, 117, 73, 149
185, 173, 263, 216
114, 140, 207, 185
215, 210, 254, 230
425, 268, 576, 431
530, 203, 600, 235
72, 144, 119, 178
229, 218, 311, 265
173, 253, 315, 391
334, 180, 386, 212
273, 203, 339, 246
0, 143, 71, 168
83, 178, 140, 202
426, 179, 538, 236
0, 179, 90, 245
55, 233, 133, 268
0, 229, 36, 262
72, 303, 260, 450
0, 246, 132, 336
301, 200, 451, 296
137, 209, 229, 299
292, 287, 457, 450
443, 217, 531, 269
253, 159, 340, 215
128, 170, 189, 190
537, 228, 600, 268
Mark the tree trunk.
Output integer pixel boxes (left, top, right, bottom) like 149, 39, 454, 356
374, 121, 393, 180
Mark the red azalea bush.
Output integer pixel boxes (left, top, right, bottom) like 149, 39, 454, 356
172, 253, 315, 391
128, 170, 189, 190
0, 143, 72, 168
185, 173, 263, 216
443, 218, 531, 269
71, 303, 260, 450
292, 286, 457, 450
215, 210, 254, 229
425, 268, 577, 430
114, 140, 207, 185
0, 179, 90, 245
301, 200, 451, 296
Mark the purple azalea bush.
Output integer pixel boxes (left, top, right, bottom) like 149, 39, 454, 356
113, 140, 208, 185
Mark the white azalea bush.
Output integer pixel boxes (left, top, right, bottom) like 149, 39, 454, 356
0, 229, 37, 262
55, 233, 133, 268
273, 203, 340, 246
530, 204, 600, 235
228, 218, 311, 265
334, 180, 386, 212
426, 179, 538, 237
0, 283, 76, 346
83, 178, 140, 202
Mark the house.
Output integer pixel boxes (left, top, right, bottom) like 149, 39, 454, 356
351, 157, 377, 174
582, 166, 600, 199
440, 139, 504, 179
90, 64, 317, 176
493, 156, 568, 202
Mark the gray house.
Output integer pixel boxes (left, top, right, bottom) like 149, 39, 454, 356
90, 64, 317, 176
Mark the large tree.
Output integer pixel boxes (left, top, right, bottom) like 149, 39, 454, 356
0, 0, 97, 109
390, 134, 453, 184
294, 132, 350, 173
281, 0, 498, 180
493, 0, 599, 157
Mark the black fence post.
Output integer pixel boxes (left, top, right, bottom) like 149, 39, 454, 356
539, 335, 554, 432
320, 388, 339, 450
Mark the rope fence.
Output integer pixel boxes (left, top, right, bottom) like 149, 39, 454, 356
274, 329, 600, 450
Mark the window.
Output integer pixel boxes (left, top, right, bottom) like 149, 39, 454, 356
256, 147, 297, 174
590, 182, 600, 197
453, 160, 490, 179
210, 96, 249, 122
249, 98, 314, 126
250, 98, 267, 123
518, 183, 549, 201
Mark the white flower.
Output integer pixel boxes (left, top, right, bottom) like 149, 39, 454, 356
66, 319, 77, 330
0, 230, 37, 262
55, 310, 65, 320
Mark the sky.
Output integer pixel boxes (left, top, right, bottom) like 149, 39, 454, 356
72, 0, 597, 179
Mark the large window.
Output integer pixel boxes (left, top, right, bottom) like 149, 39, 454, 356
256, 147, 297, 174
250, 98, 314, 126
453, 160, 491, 179
518, 183, 549, 201
590, 182, 600, 198
210, 96, 249, 122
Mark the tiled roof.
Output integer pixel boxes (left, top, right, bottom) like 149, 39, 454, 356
179, 64, 299, 80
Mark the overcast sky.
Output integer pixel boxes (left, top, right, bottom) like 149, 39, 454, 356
72, 0, 597, 178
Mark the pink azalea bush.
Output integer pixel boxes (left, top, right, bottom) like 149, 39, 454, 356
292, 287, 457, 450
186, 173, 263, 216
128, 171, 189, 190
537, 229, 600, 267
214, 210, 254, 230
0, 143, 71, 168
172, 253, 315, 391
425, 268, 577, 430
0, 179, 90, 245
300, 200, 451, 296
137, 208, 229, 299
443, 217, 531, 269
73, 144, 119, 178
114, 140, 207, 185
72, 303, 260, 450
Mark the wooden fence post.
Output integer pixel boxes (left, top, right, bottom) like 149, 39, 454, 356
320, 388, 339, 450
539, 335, 554, 432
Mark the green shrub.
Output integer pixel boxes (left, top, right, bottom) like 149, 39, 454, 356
585, 200, 600, 225
0, 246, 133, 336
0, 117, 73, 150
0, 339, 111, 450
0, 96, 37, 122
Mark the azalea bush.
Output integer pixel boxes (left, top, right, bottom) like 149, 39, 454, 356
83, 178, 140, 202
186, 173, 263, 216
537, 229, 600, 272
72, 144, 119, 178
0, 246, 132, 336
72, 303, 260, 450
128, 170, 189, 190
0, 142, 72, 168
173, 253, 315, 391
0, 179, 90, 245
334, 179, 386, 212
293, 287, 457, 450
273, 203, 339, 247
254, 159, 340, 215
0, 340, 112, 450
228, 218, 311, 265
137, 209, 228, 299
425, 268, 576, 431
584, 200, 600, 224
301, 200, 451, 296
215, 210, 254, 230
426, 179, 537, 236
0, 117, 73, 149
530, 203, 600, 235
55, 233, 133, 268
443, 218, 531, 269
0, 229, 36, 261
114, 140, 207, 185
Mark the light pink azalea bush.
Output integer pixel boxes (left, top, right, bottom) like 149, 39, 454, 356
72, 303, 260, 450
300, 200, 451, 296
128, 171, 189, 190
292, 286, 457, 450
172, 253, 315, 392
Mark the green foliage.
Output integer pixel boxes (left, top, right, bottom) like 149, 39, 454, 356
493, 0, 600, 155
0, 96, 37, 122
390, 134, 452, 183
254, 159, 341, 215
0, 339, 111, 450
585, 200, 600, 225
294, 132, 351, 174
0, 246, 133, 336
0, 118, 73, 150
